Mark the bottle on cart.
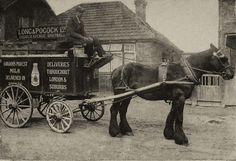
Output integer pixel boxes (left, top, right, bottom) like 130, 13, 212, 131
31, 63, 40, 86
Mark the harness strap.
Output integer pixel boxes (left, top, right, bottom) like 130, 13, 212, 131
181, 57, 200, 84
117, 65, 130, 90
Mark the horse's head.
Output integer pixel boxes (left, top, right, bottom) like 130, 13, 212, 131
209, 44, 234, 80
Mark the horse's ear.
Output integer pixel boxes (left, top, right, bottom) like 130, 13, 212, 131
210, 43, 218, 51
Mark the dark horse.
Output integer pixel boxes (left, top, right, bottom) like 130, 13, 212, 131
109, 44, 234, 145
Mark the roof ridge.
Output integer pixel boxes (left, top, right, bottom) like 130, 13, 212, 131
80, 1, 121, 5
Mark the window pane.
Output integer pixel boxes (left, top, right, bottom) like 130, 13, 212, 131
124, 43, 135, 53
99, 63, 111, 73
111, 52, 123, 71
110, 44, 122, 51
102, 44, 110, 51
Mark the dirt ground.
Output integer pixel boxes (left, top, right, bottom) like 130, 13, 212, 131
1, 95, 236, 160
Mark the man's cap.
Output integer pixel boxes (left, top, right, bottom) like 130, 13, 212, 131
75, 6, 85, 13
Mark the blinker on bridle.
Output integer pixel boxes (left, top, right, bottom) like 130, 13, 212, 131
213, 50, 231, 73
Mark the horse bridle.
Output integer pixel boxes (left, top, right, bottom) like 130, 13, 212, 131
182, 49, 232, 84
213, 50, 231, 73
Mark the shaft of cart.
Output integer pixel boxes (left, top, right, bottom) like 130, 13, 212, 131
81, 81, 194, 105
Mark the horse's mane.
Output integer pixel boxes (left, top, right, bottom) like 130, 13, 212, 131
186, 48, 213, 58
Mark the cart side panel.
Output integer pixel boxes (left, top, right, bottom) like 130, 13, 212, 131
76, 58, 99, 95
0, 57, 31, 89
28, 58, 44, 93
42, 57, 76, 95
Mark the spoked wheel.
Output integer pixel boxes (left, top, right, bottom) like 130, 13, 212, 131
80, 101, 105, 121
37, 101, 49, 117
46, 101, 73, 133
0, 85, 33, 128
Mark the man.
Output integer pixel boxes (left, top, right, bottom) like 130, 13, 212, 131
64, 6, 105, 59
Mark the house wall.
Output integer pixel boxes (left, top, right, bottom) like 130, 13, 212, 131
0, 0, 57, 41
0, 13, 5, 41
219, 0, 236, 106
136, 41, 162, 65
136, 41, 179, 66
219, 0, 236, 65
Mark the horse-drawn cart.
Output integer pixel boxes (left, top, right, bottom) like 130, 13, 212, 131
0, 47, 112, 133
0, 47, 197, 133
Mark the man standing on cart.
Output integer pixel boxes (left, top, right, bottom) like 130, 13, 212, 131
63, 6, 105, 59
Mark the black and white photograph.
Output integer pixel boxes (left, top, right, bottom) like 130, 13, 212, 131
0, 0, 236, 160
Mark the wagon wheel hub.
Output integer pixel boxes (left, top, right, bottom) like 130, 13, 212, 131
55, 112, 63, 120
9, 102, 18, 110
87, 104, 95, 112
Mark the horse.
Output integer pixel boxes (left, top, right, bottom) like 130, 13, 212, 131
108, 44, 234, 145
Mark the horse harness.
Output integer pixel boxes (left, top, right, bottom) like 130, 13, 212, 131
118, 49, 231, 90
182, 49, 231, 84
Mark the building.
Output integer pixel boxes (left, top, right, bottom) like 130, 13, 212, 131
0, 0, 63, 54
219, 0, 236, 106
0, 0, 182, 91
56, 0, 182, 90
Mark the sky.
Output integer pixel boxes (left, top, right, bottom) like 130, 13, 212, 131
47, 0, 219, 52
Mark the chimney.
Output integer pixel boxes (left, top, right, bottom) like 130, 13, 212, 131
135, 0, 147, 21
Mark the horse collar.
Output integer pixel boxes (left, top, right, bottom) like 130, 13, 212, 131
181, 57, 200, 84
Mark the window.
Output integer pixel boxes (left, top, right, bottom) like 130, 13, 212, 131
124, 44, 135, 53
124, 43, 136, 64
226, 34, 236, 50
19, 17, 35, 28
100, 43, 136, 73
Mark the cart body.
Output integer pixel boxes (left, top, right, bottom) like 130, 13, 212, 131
0, 48, 112, 132
0, 51, 105, 97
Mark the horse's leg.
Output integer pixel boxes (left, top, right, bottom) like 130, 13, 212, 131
109, 98, 122, 137
172, 88, 189, 145
118, 98, 133, 136
163, 104, 176, 140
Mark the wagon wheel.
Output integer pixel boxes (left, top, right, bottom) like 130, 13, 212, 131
0, 85, 33, 128
80, 101, 105, 121
46, 101, 73, 133
37, 101, 49, 117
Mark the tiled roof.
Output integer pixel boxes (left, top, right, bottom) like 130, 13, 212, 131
57, 1, 182, 53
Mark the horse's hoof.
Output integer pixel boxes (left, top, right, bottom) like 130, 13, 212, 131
117, 133, 123, 137
164, 127, 174, 140
175, 139, 189, 146
174, 134, 189, 145
109, 127, 121, 137
125, 132, 134, 136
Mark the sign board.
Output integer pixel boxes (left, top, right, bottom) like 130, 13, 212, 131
17, 26, 66, 40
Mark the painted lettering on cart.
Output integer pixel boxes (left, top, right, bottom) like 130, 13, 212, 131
3, 61, 28, 67
47, 62, 70, 68
49, 77, 67, 83
49, 84, 67, 90
3, 61, 28, 85
5, 75, 26, 81
47, 69, 70, 75
46, 61, 70, 91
